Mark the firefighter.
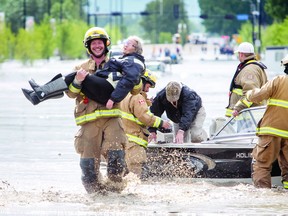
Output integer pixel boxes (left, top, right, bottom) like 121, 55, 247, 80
246, 54, 288, 189
226, 42, 268, 117
120, 70, 171, 178
62, 27, 128, 193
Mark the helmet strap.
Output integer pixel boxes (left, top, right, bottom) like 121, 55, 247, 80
90, 49, 106, 58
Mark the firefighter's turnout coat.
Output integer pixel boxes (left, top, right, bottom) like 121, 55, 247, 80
120, 92, 164, 148
225, 55, 268, 117
66, 57, 123, 126
247, 75, 288, 138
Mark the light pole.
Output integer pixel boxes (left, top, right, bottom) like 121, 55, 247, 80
23, 0, 26, 28
242, 0, 261, 56
250, 0, 261, 55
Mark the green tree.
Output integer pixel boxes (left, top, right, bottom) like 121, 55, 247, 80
14, 28, 42, 65
0, 24, 15, 63
262, 17, 288, 47
159, 32, 173, 44
198, 0, 252, 35
140, 0, 189, 43
264, 0, 288, 22
105, 24, 123, 45
238, 22, 253, 43
34, 17, 56, 60
0, 0, 86, 34
56, 20, 88, 60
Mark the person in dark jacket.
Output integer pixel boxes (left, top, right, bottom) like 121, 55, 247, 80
22, 35, 145, 109
149, 81, 208, 143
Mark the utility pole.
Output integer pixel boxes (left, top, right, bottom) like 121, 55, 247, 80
86, 0, 90, 25
47, 0, 51, 16
257, 0, 262, 55
60, 0, 63, 22
23, 0, 26, 29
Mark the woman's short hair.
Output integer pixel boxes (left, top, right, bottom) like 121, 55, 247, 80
127, 35, 143, 55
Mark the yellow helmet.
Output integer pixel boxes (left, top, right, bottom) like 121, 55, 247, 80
142, 69, 157, 88
83, 27, 111, 53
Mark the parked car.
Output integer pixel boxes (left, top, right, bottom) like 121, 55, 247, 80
220, 45, 234, 55
146, 106, 281, 185
146, 60, 167, 74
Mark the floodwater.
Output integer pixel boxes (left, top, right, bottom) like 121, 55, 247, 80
0, 50, 288, 215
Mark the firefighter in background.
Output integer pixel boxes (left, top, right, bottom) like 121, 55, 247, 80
65, 27, 128, 193
210, 42, 268, 137
246, 54, 288, 189
226, 42, 268, 117
120, 70, 171, 178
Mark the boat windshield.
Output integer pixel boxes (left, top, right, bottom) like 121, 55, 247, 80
215, 107, 265, 137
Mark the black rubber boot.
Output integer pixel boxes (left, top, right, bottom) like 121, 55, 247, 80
21, 88, 64, 105
80, 158, 106, 194
107, 150, 125, 183
29, 74, 68, 101
29, 73, 63, 89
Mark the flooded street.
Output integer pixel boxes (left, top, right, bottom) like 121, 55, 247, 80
0, 50, 288, 215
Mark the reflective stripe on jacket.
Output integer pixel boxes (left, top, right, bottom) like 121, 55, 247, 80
247, 75, 288, 138
121, 109, 162, 128
226, 57, 267, 117
120, 92, 163, 148
126, 134, 148, 148
75, 108, 122, 125
65, 57, 121, 126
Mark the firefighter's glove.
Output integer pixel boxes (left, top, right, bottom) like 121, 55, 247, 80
175, 129, 184, 144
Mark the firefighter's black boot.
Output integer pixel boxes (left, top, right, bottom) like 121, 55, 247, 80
29, 74, 68, 101
107, 150, 125, 183
80, 158, 105, 194
21, 88, 64, 105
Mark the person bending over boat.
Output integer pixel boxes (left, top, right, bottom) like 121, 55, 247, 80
22, 35, 145, 109
246, 54, 288, 189
149, 81, 207, 144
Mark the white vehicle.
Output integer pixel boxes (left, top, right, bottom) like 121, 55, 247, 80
265, 46, 288, 74
189, 33, 207, 44
146, 60, 167, 75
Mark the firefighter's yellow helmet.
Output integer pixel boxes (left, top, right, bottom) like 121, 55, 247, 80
83, 27, 111, 53
142, 69, 157, 88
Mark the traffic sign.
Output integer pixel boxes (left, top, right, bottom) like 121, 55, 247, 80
236, 14, 249, 21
